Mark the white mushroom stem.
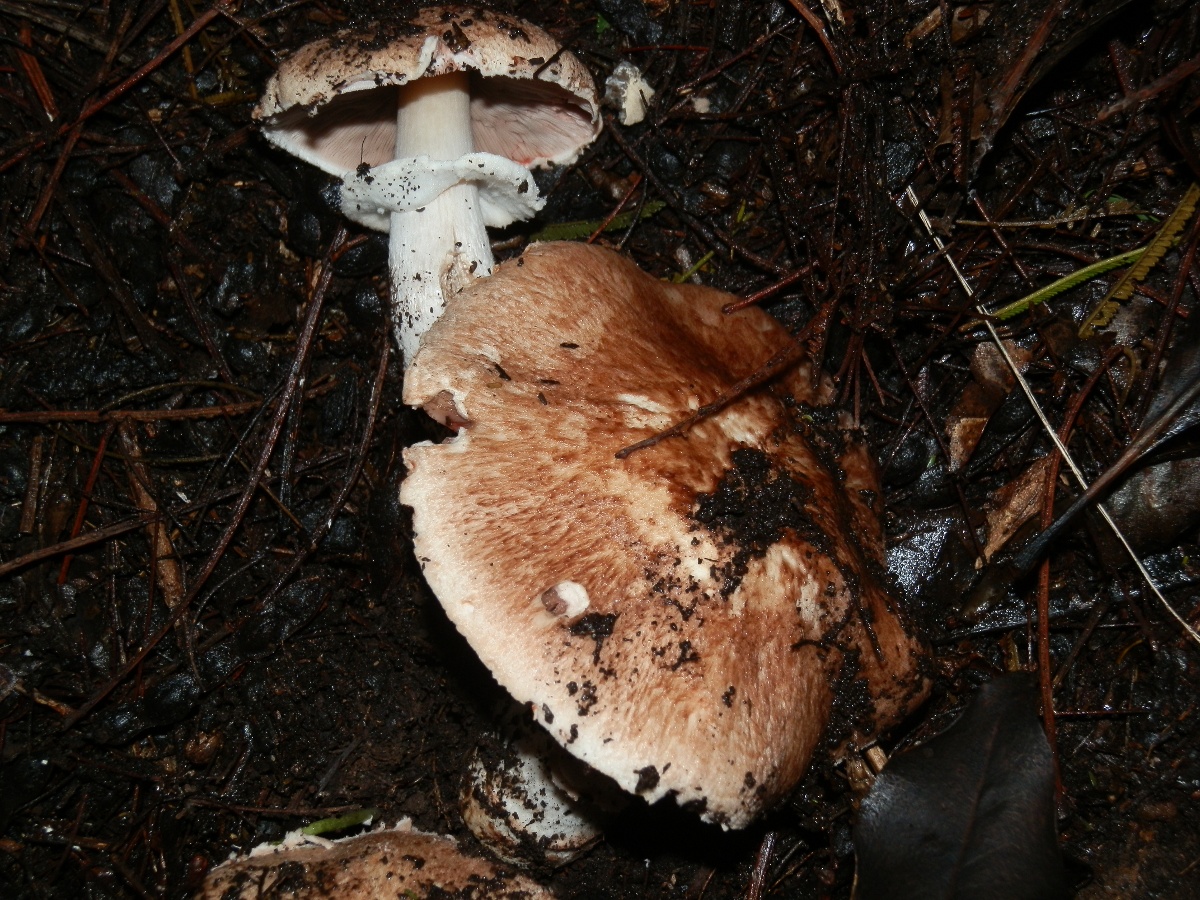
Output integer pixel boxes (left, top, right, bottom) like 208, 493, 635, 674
390, 72, 493, 365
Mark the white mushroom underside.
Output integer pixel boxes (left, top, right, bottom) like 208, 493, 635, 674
340, 147, 543, 364
339, 153, 543, 233
253, 7, 604, 367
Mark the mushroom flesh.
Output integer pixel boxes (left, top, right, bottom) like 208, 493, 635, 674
461, 704, 624, 867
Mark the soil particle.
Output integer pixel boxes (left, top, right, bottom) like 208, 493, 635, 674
691, 447, 819, 596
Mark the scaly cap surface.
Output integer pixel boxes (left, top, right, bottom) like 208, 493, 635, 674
254, 6, 600, 175
198, 820, 555, 899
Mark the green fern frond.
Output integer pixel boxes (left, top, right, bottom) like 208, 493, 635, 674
1079, 182, 1200, 337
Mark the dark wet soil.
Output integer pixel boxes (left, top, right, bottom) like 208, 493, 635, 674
693, 447, 816, 596
2, 0, 1200, 897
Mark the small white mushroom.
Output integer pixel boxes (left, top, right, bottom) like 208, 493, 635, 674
254, 6, 600, 365
461, 706, 624, 867
197, 819, 556, 899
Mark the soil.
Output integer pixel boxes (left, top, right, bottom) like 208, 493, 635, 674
2, 0, 1199, 897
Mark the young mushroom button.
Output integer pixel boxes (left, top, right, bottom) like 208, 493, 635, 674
401, 242, 930, 828
460, 704, 625, 868
253, 6, 600, 365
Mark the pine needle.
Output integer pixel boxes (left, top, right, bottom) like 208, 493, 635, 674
530, 200, 666, 242
1079, 182, 1200, 337
672, 249, 715, 283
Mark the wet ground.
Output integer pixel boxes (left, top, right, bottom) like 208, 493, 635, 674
2, 0, 1199, 896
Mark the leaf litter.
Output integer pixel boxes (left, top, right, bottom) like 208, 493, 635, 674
1, 0, 1200, 898
853, 675, 1069, 900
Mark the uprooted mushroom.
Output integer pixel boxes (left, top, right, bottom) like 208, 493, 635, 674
401, 242, 929, 828
254, 6, 600, 364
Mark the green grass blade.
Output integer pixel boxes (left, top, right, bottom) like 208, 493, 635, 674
1079, 182, 1200, 337
989, 246, 1146, 321
671, 250, 714, 283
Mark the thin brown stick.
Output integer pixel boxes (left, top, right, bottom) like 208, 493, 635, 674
987, 0, 1069, 130
118, 423, 185, 609
675, 21, 794, 94
784, 0, 843, 76
605, 116, 785, 275
616, 341, 804, 459
16, 22, 59, 121
57, 422, 116, 585
1035, 518, 1059, 795
1098, 52, 1200, 121
57, 199, 170, 354
0, 515, 156, 579
25, 124, 81, 237
0, 401, 259, 424
1133, 216, 1200, 424
0, 0, 231, 174
252, 328, 390, 613
1032, 344, 1123, 796
184, 798, 370, 817
587, 174, 642, 245
0, 449, 349, 582
109, 169, 203, 258
166, 250, 236, 383
18, 434, 45, 534
745, 831, 777, 900
722, 265, 812, 313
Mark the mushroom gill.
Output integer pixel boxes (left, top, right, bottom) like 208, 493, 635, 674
401, 241, 928, 828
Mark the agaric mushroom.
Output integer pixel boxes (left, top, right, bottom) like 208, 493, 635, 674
254, 6, 600, 364
401, 242, 928, 828
198, 820, 555, 899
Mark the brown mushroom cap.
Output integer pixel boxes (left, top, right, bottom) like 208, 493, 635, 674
197, 821, 555, 899
401, 242, 928, 828
254, 6, 600, 176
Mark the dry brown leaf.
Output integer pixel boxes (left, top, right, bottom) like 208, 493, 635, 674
983, 456, 1052, 561
946, 342, 1032, 471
